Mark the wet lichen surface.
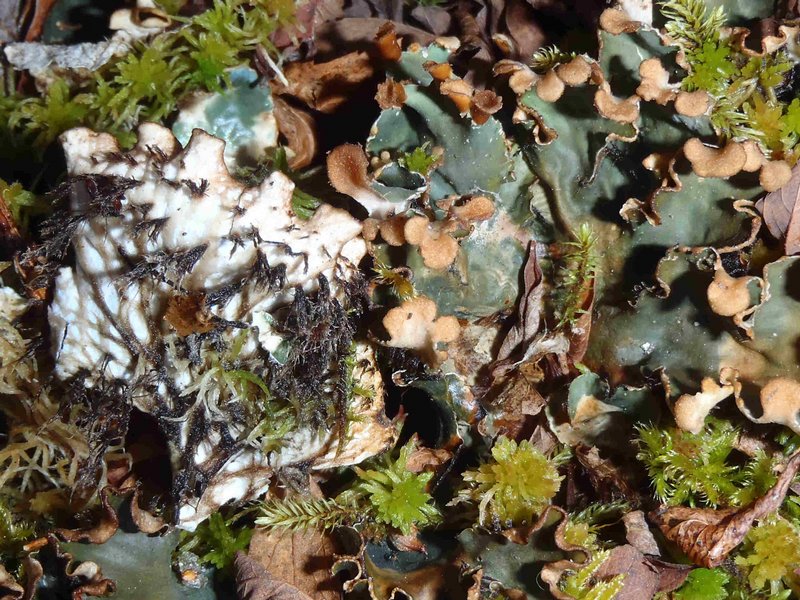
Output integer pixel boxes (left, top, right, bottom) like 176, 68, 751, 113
5, 0, 800, 599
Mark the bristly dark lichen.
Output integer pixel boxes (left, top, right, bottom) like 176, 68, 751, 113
16, 175, 140, 294
60, 372, 133, 502
270, 275, 364, 433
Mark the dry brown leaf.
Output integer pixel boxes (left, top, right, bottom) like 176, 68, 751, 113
129, 487, 168, 534
405, 445, 452, 473
410, 5, 451, 35
757, 160, 800, 254
650, 450, 800, 567
274, 52, 375, 114
496, 244, 544, 364
235, 552, 313, 600
594, 546, 690, 600
566, 282, 594, 365
272, 97, 317, 171
0, 188, 23, 255
314, 18, 436, 56
54, 487, 119, 544
23, 0, 57, 41
248, 529, 339, 600
574, 445, 640, 505
623, 511, 660, 556
0, 565, 23, 600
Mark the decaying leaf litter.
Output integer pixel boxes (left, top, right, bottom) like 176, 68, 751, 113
5, 0, 800, 598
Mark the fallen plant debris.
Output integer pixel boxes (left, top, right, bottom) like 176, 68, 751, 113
4, 0, 800, 599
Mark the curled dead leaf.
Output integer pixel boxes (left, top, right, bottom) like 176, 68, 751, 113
623, 511, 660, 556
0, 565, 23, 600
54, 487, 118, 544
651, 451, 800, 567
274, 52, 374, 114
0, 190, 23, 254
234, 552, 313, 600
405, 445, 452, 473
575, 444, 641, 505
756, 159, 800, 254
496, 244, 544, 365
594, 545, 690, 600
272, 97, 317, 171
130, 487, 168, 534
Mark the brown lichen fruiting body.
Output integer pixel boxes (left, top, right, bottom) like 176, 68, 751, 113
674, 90, 709, 117
470, 90, 503, 125
741, 140, 765, 172
736, 377, 800, 434
536, 70, 565, 103
683, 138, 746, 178
707, 267, 754, 317
555, 57, 591, 87
423, 61, 453, 81
404, 215, 459, 270
599, 7, 641, 34
594, 87, 639, 123
637, 58, 677, 105
382, 296, 460, 365
375, 79, 407, 110
674, 377, 734, 434
439, 78, 473, 114
376, 22, 402, 61
760, 160, 793, 192
452, 196, 496, 222
327, 144, 396, 217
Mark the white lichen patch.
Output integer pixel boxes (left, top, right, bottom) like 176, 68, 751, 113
50, 124, 395, 528
54, 123, 365, 383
